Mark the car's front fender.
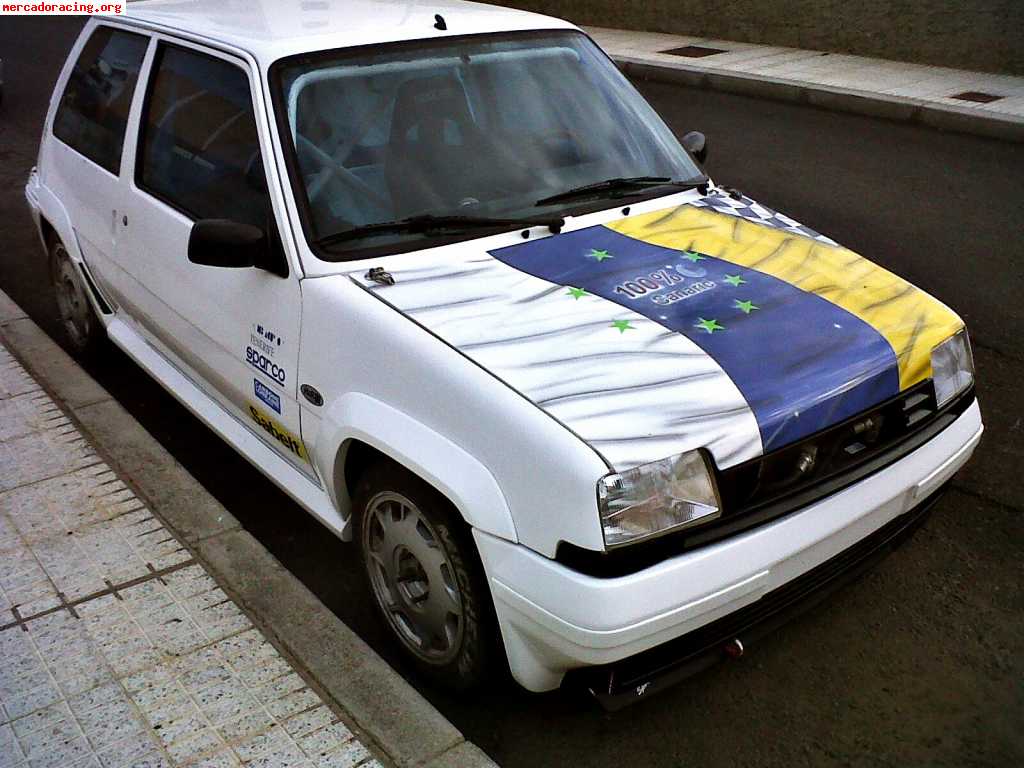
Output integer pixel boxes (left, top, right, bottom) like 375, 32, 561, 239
314, 391, 517, 543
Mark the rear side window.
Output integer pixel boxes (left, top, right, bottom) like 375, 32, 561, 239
53, 26, 148, 174
137, 44, 269, 229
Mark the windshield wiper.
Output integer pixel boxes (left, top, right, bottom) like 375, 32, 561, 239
315, 213, 565, 249
535, 175, 708, 207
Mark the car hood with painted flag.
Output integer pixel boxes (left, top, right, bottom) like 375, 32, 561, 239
348, 190, 963, 472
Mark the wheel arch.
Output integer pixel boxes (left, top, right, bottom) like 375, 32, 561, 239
315, 392, 518, 544
38, 215, 58, 248
31, 183, 81, 262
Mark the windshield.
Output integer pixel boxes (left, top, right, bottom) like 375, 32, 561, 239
272, 31, 702, 260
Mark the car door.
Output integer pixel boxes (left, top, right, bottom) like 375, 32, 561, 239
45, 24, 149, 306
115, 39, 313, 480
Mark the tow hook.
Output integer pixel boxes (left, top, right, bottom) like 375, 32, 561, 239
724, 638, 745, 658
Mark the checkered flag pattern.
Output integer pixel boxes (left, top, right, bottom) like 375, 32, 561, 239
690, 188, 839, 246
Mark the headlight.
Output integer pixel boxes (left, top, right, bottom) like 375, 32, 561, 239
597, 450, 721, 549
931, 328, 974, 408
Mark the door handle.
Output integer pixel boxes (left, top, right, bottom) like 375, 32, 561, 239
111, 210, 128, 233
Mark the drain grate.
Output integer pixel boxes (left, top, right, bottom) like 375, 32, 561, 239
661, 45, 727, 58
950, 90, 1003, 104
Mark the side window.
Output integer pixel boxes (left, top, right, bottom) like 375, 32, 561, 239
137, 44, 269, 229
52, 26, 149, 174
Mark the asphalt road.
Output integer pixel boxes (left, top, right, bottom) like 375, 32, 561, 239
1, 18, 1022, 768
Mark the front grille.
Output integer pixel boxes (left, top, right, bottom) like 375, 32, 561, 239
556, 382, 974, 577
718, 380, 941, 522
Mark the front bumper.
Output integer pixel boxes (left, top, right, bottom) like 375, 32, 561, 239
474, 399, 982, 693
24, 167, 44, 243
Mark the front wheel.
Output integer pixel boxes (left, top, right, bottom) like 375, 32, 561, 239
50, 240, 104, 356
353, 461, 494, 690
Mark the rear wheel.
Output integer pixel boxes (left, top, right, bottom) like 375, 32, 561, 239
353, 461, 493, 690
50, 239, 103, 356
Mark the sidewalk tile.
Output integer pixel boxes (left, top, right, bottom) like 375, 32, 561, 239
7, 702, 72, 739
233, 725, 291, 762
190, 751, 240, 768
280, 708, 331, 741
164, 727, 223, 764
0, 337, 384, 768
0, 431, 96, 493
297, 722, 353, 760
265, 690, 320, 722
314, 741, 371, 768
94, 730, 162, 768
75, 696, 145, 750
215, 709, 274, 746
152, 707, 206, 748
0, 354, 36, 401
0, 392, 65, 443
194, 682, 259, 728
0, 723, 26, 768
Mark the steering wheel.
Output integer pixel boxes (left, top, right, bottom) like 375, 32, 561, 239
535, 129, 591, 165
297, 134, 390, 208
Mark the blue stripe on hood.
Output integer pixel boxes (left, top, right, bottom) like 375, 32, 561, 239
490, 226, 900, 451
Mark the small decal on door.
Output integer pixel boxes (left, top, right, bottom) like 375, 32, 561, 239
254, 379, 281, 414
250, 323, 283, 357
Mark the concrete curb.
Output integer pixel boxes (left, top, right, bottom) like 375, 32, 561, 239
616, 57, 1024, 143
0, 289, 496, 768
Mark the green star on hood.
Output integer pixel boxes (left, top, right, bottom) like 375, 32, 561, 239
734, 299, 759, 314
588, 248, 613, 262
695, 317, 725, 334
682, 250, 706, 262
611, 319, 635, 333
723, 274, 747, 287
566, 287, 588, 299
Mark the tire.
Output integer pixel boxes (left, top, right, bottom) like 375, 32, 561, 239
353, 460, 494, 690
49, 238, 104, 357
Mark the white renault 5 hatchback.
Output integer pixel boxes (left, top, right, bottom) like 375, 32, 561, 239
27, 0, 982, 707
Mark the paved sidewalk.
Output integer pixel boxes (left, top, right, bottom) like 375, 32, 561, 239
590, 26, 1024, 142
0, 340, 382, 767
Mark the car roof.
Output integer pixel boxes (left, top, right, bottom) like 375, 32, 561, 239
126, 0, 577, 67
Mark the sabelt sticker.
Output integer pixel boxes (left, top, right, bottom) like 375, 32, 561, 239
248, 404, 307, 461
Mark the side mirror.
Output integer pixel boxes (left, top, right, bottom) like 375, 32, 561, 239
188, 219, 266, 269
682, 131, 708, 165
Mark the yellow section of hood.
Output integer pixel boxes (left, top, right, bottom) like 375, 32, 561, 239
607, 204, 963, 389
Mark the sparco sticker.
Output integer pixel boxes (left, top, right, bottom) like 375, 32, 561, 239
246, 346, 286, 386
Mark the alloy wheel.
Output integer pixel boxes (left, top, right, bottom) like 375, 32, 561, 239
53, 246, 94, 349
362, 491, 465, 665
